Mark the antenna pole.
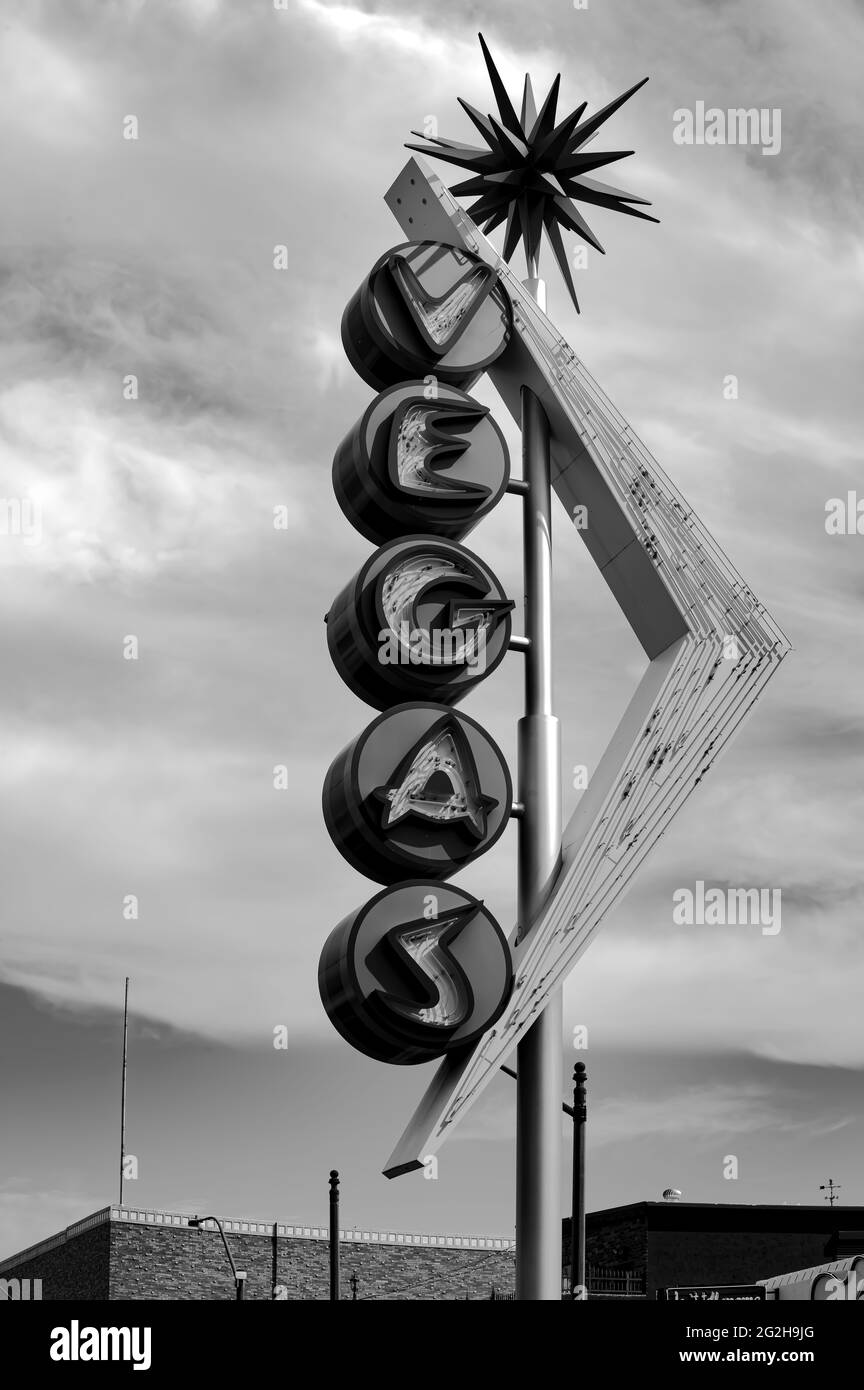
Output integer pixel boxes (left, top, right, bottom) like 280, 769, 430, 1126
119, 977, 129, 1206
820, 1178, 841, 1208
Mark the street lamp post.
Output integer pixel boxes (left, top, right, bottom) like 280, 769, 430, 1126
501, 1061, 587, 1299
329, 1170, 340, 1302
570, 1063, 587, 1300
188, 1216, 246, 1301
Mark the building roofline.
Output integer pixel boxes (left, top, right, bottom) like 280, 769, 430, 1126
6, 1198, 860, 1273
0, 1207, 112, 1275
0, 1204, 515, 1274
585, 1200, 864, 1220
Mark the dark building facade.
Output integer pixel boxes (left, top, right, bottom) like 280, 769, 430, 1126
574, 1200, 864, 1298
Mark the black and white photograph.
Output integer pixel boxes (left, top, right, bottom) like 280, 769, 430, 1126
1, 0, 861, 1366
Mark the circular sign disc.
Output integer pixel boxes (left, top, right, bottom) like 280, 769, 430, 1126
341, 241, 513, 392
319, 881, 513, 1064
325, 535, 514, 710
333, 381, 510, 545
323, 703, 512, 884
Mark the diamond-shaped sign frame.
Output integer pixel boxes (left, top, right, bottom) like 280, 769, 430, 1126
381, 158, 791, 1177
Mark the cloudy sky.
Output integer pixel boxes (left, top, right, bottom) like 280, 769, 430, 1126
1, 0, 863, 1260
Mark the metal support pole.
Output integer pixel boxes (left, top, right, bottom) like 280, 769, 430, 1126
515, 268, 563, 1301
119, 976, 129, 1206
570, 1063, 587, 1299
329, 1170, 340, 1301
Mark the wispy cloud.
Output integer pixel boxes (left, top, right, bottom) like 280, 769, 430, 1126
0, 0, 862, 1235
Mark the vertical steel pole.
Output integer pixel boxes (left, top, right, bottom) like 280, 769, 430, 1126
515, 270, 563, 1301
570, 1063, 587, 1299
329, 1170, 340, 1301
119, 976, 129, 1206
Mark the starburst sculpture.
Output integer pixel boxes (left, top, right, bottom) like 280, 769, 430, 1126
407, 33, 658, 311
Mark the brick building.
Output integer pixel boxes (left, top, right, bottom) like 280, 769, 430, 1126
0, 1205, 516, 1301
